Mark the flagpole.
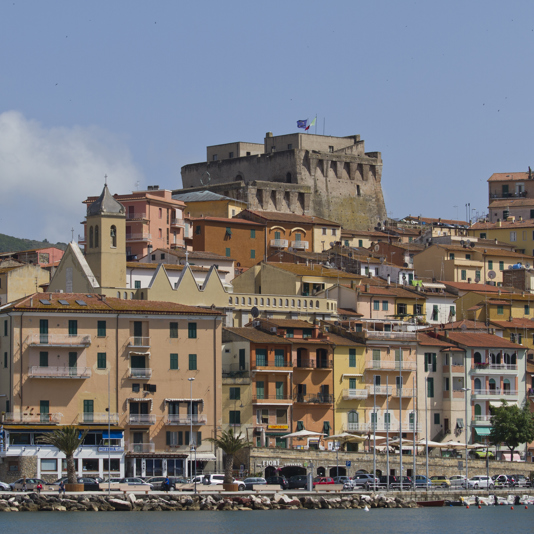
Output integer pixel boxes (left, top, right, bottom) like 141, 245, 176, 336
315, 114, 317, 135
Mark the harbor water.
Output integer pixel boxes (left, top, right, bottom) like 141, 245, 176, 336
0, 507, 531, 534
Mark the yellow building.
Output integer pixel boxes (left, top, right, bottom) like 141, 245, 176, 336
173, 190, 247, 219
0, 262, 50, 306
340, 229, 391, 248
469, 219, 534, 256
456, 291, 534, 322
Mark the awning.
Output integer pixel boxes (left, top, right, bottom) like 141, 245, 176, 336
129, 351, 151, 359
165, 398, 204, 404
341, 373, 363, 379
188, 453, 216, 461
490, 400, 517, 407
475, 428, 491, 436
103, 430, 123, 439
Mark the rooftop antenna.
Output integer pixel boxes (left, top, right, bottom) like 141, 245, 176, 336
71, 227, 74, 242
104, 174, 108, 186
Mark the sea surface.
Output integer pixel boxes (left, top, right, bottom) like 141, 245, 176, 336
0, 507, 530, 534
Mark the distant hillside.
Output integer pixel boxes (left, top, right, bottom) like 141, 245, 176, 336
0, 233, 68, 254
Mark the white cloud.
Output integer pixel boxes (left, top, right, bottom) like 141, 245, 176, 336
0, 111, 144, 243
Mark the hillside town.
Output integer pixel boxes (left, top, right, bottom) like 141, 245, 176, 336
1, 131, 534, 485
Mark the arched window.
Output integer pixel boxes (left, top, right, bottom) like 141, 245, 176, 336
248, 297, 251, 305
511, 353, 517, 365
490, 352, 496, 365
474, 352, 482, 365
89, 226, 94, 248
279, 299, 283, 307
348, 411, 358, 425
316, 300, 320, 309
285, 299, 289, 307
123, 292, 127, 299
130, 292, 134, 300
488, 378, 496, 391
254, 298, 258, 305
116, 291, 120, 298
260, 298, 264, 306
291, 299, 295, 307
474, 378, 482, 392
94, 225, 99, 247
297, 299, 301, 308
503, 379, 510, 392
266, 298, 270, 306
241, 297, 245, 305
229, 297, 233, 305
110, 225, 117, 248
504, 353, 511, 365
474, 404, 482, 417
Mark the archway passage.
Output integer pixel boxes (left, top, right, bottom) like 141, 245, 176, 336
264, 465, 277, 478
329, 466, 346, 477
281, 466, 306, 478
355, 469, 368, 475
316, 466, 326, 477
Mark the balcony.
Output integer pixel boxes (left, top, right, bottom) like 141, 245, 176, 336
294, 393, 333, 404
393, 388, 415, 397
78, 234, 86, 244
29, 366, 92, 379
443, 364, 465, 374
252, 359, 292, 370
364, 360, 417, 371
366, 385, 393, 396
4, 412, 62, 424
253, 395, 293, 404
126, 212, 147, 221
166, 414, 207, 425
128, 368, 152, 379
129, 414, 157, 425
345, 422, 370, 432
472, 415, 492, 424
126, 233, 152, 242
170, 239, 186, 249
291, 241, 309, 250
78, 412, 119, 424
490, 191, 527, 199
26, 334, 91, 347
222, 365, 249, 379
472, 363, 518, 372
128, 337, 150, 348
270, 239, 288, 249
126, 442, 155, 454
363, 331, 417, 341
171, 218, 185, 228
472, 389, 518, 399
295, 359, 333, 369
344, 422, 421, 433
343, 389, 369, 400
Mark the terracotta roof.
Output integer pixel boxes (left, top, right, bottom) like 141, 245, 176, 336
435, 320, 490, 331
242, 210, 340, 226
126, 262, 215, 273
190, 217, 264, 226
337, 308, 363, 317
489, 318, 534, 329
5, 293, 222, 315
342, 229, 390, 238
223, 327, 290, 344
323, 332, 364, 347
384, 226, 421, 236
147, 248, 232, 261
264, 262, 363, 280
0, 266, 21, 275
488, 172, 532, 182
403, 216, 469, 226
258, 318, 315, 328
472, 218, 534, 229
487, 199, 534, 208
441, 281, 512, 293
443, 332, 521, 349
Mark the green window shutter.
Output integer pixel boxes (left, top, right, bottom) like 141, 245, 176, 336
275, 231, 281, 240
382, 301, 388, 311
488, 260, 493, 270
197, 432, 202, 446
497, 305, 504, 315
296, 421, 304, 431
170, 322, 178, 338
461, 270, 467, 280
251, 249, 256, 259
185, 431, 190, 446
256, 348, 267, 366
170, 353, 178, 370
450, 306, 456, 317
39, 319, 48, 343
358, 240, 363, 247
323, 421, 330, 436
499, 261, 504, 271
226, 227, 232, 236
373, 300, 380, 310
432, 353, 437, 372
68, 320, 77, 336
166, 431, 172, 446
349, 378, 356, 389
97, 352, 106, 369
427, 377, 434, 398
226, 248, 231, 257
274, 349, 285, 367
188, 323, 197, 339
349, 349, 356, 368
434, 413, 440, 425
276, 381, 284, 399
134, 280, 141, 289
525, 305, 530, 315
256, 381, 265, 399
97, 321, 106, 337
178, 431, 183, 446
188, 354, 197, 370
39, 351, 48, 367
251, 229, 256, 238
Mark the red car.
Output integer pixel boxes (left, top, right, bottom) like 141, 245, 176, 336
313, 476, 335, 487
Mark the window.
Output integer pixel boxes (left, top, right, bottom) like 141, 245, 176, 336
212, 154, 217, 161
256, 381, 265, 399
286, 328, 294, 338
499, 261, 504, 271
332, 229, 337, 236
68, 320, 77, 336
427, 377, 434, 398
397, 303, 407, 315
424, 353, 436, 372
525, 304, 530, 315
226, 248, 231, 257
97, 321, 106, 337
41, 459, 57, 472
475, 270, 481, 281
434, 413, 440, 425
275, 231, 281, 240
302, 328, 312, 339
225, 227, 232, 237
480, 233, 487, 239
449, 253, 455, 260
461, 270, 467, 281
497, 305, 504, 315
3, 320, 7, 336
97, 353, 106, 369
349, 349, 356, 368
110, 225, 117, 247
414, 304, 423, 315
189, 354, 197, 370
466, 253, 471, 260
382, 301, 389, 311
229, 387, 240, 400
329, 146, 334, 153
188, 323, 197, 338
510, 231, 517, 242
373, 300, 380, 311
358, 239, 363, 247
195, 225, 201, 235
39, 351, 48, 367
170, 322, 178, 338
251, 250, 256, 259
250, 229, 256, 238
229, 151, 234, 158
159, 208, 163, 219
170, 353, 178, 370
134, 280, 141, 289
488, 260, 493, 270
450, 305, 456, 317
3, 352, 7, 368
229, 411, 241, 425
40, 400, 50, 422
94, 225, 99, 247
322, 228, 327, 235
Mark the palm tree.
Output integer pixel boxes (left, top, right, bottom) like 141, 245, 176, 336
38, 426, 88, 484
205, 429, 252, 484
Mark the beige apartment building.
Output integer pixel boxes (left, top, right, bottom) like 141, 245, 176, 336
0, 293, 222, 481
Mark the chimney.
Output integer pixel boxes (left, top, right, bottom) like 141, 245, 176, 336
498, 289, 501, 296
365, 284, 370, 293
387, 274, 391, 285
30, 297, 33, 307
519, 215, 523, 222
496, 219, 502, 228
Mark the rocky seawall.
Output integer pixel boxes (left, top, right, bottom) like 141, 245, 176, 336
0, 492, 418, 512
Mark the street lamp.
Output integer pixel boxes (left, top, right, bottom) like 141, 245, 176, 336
461, 387, 471, 485
188, 377, 197, 494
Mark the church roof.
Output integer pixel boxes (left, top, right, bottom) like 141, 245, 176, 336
87, 185, 125, 216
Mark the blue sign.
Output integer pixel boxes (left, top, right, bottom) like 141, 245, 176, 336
98, 447, 124, 452
346, 461, 351, 467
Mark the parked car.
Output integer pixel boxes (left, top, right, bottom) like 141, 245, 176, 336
146, 476, 188, 490
467, 476, 494, 489
378, 475, 399, 488
492, 474, 515, 488
0, 481, 10, 491
414, 475, 432, 488
120, 477, 153, 489
200, 474, 246, 490
313, 476, 335, 487
449, 475, 467, 488
266, 475, 289, 490
243, 477, 266, 490
288, 474, 309, 490
352, 474, 379, 489
333, 476, 352, 485
391, 476, 412, 489
430, 475, 451, 488
10, 478, 49, 491
511, 474, 531, 487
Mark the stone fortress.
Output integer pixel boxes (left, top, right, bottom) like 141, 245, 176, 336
178, 132, 387, 230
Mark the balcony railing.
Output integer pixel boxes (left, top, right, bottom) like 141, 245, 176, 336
363, 331, 417, 341
129, 414, 157, 425
26, 334, 91, 347
78, 234, 86, 244
345, 422, 369, 432
490, 191, 527, 199
29, 366, 92, 379
294, 393, 333, 404
78, 412, 119, 424
473, 363, 518, 371
291, 241, 309, 250
393, 388, 415, 397
252, 359, 292, 369
253, 395, 293, 403
295, 359, 333, 369
473, 415, 492, 423
4, 412, 62, 424
270, 239, 288, 248
126, 212, 147, 220
347, 422, 422, 433
126, 442, 155, 453
128, 368, 152, 379
472, 389, 518, 397
166, 414, 207, 425
128, 337, 150, 347
222, 365, 249, 378
343, 389, 369, 400
364, 360, 417, 371
171, 218, 185, 227
126, 234, 152, 242
366, 385, 393, 396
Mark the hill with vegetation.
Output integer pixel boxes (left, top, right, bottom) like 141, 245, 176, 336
0, 233, 68, 254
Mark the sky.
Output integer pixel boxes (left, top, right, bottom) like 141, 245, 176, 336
1, 1, 534, 242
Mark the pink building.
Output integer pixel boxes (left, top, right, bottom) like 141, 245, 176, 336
0, 247, 64, 267
80, 186, 186, 259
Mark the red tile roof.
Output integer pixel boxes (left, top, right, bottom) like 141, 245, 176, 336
442, 332, 521, 349
488, 172, 531, 182
417, 333, 455, 347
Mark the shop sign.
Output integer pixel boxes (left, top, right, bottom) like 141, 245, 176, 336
267, 425, 288, 430
98, 446, 124, 452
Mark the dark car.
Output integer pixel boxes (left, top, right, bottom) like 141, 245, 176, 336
146, 476, 187, 491
243, 477, 267, 490
391, 476, 412, 489
288, 474, 308, 489
379, 475, 399, 488
511, 474, 531, 488
49, 476, 100, 491
266, 475, 289, 490
352, 474, 379, 489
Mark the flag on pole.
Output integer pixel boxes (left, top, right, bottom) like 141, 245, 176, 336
305, 117, 316, 131
297, 119, 308, 129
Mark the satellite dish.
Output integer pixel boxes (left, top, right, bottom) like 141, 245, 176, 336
488, 270, 496, 280
374, 245, 380, 252
526, 263, 531, 269
461, 324, 467, 331
251, 306, 260, 318
348, 252, 353, 258
330, 242, 335, 247
466, 239, 471, 246
200, 171, 211, 186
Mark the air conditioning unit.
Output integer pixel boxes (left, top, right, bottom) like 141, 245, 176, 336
270, 327, 277, 333
252, 321, 260, 327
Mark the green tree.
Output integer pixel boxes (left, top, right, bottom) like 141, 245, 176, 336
205, 429, 252, 484
38, 426, 88, 484
489, 402, 534, 461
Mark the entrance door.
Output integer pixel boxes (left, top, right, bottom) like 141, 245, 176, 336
40, 319, 48, 344
40, 400, 49, 423
297, 383, 306, 402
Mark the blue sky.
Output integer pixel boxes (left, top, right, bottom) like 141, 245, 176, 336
1, 1, 534, 242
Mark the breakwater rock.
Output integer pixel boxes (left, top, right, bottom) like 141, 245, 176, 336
0, 492, 418, 512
